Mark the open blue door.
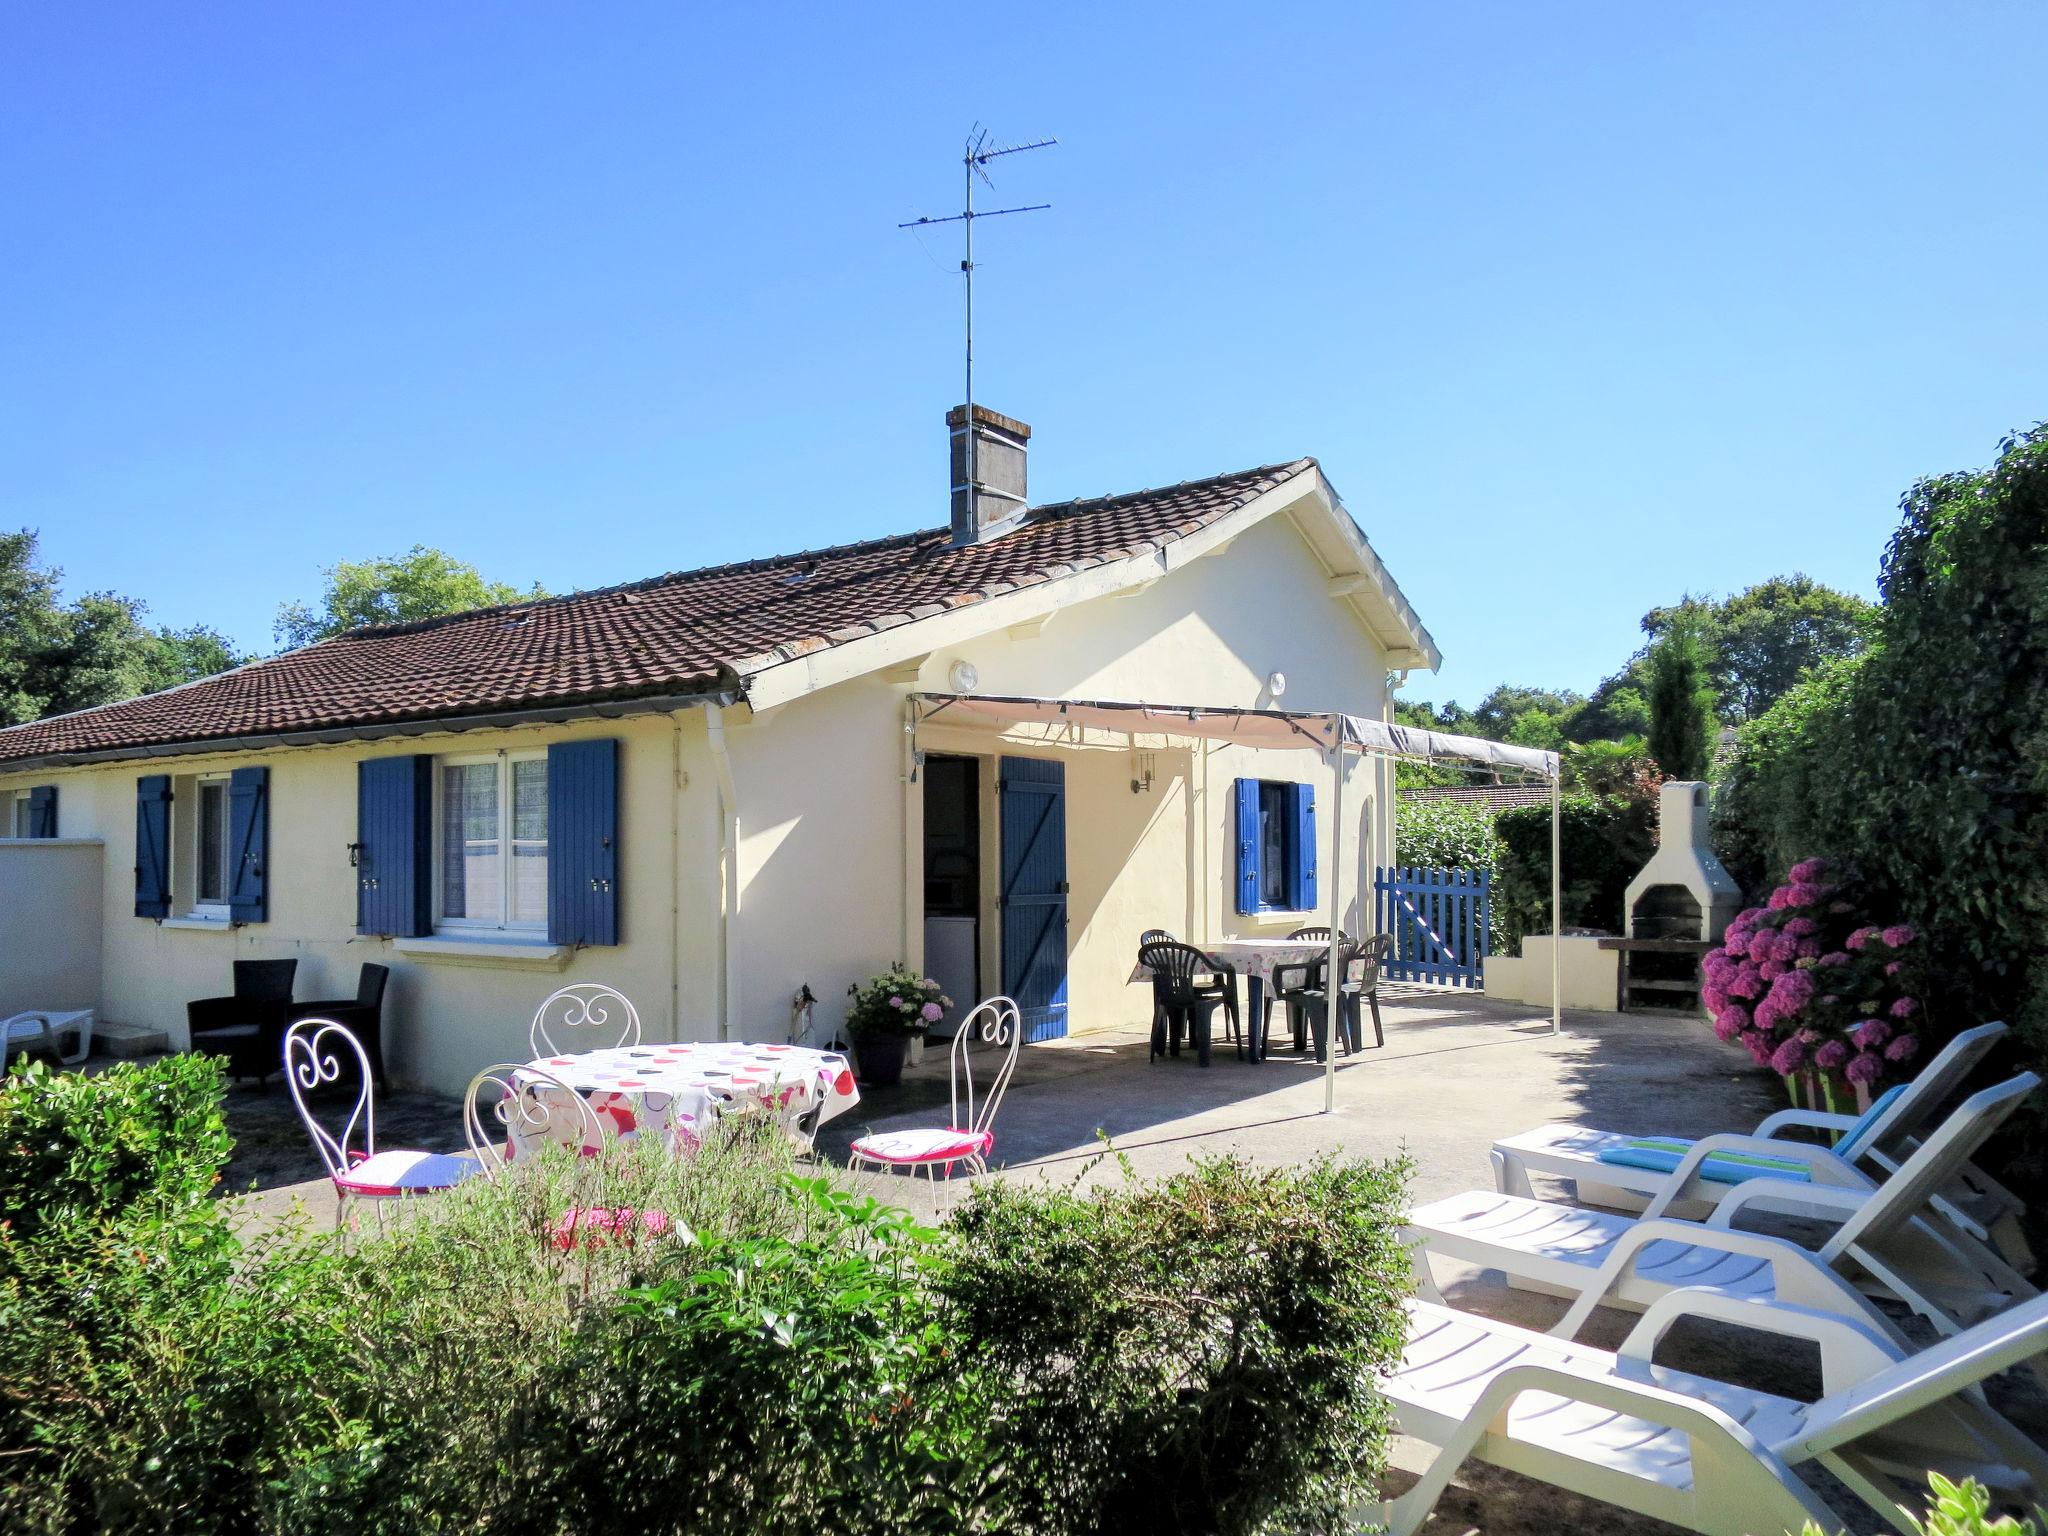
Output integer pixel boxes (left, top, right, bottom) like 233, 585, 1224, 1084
999, 756, 1068, 1042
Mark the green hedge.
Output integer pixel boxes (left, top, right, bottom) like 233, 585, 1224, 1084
1492, 794, 1655, 954
0, 1059, 1415, 1536
1394, 796, 1505, 872
1714, 425, 2048, 1149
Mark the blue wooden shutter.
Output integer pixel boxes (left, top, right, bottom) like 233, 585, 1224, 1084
1233, 777, 1262, 914
134, 775, 171, 918
227, 766, 269, 923
27, 785, 56, 838
548, 738, 619, 946
356, 756, 432, 937
1290, 782, 1318, 912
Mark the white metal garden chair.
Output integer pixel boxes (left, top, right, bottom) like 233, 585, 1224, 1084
1410, 1073, 2042, 1341
1380, 1287, 2048, 1536
1490, 1022, 2018, 1234
283, 1017, 479, 1228
529, 983, 641, 1057
847, 996, 1021, 1181
462, 1061, 607, 1178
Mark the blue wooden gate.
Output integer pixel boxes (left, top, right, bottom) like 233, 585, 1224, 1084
1374, 866, 1491, 989
999, 756, 1069, 1042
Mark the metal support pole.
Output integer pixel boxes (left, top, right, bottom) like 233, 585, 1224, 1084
1325, 714, 1344, 1114
1550, 769, 1562, 1035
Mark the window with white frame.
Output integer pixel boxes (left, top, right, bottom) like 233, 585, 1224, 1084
436, 751, 548, 932
6, 792, 28, 838
192, 777, 231, 911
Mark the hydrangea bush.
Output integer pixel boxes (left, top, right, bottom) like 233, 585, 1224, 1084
845, 964, 953, 1039
1702, 857, 1927, 1098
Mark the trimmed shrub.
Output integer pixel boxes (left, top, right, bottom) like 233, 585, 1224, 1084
939, 1152, 1412, 1536
1493, 794, 1654, 954
1394, 795, 1505, 872
0, 1053, 231, 1236
1793, 1471, 2041, 1535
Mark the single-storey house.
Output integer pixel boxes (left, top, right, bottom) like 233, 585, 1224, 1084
0, 407, 1442, 1096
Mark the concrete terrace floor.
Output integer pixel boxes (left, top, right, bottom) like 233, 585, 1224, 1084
208, 988, 2043, 1536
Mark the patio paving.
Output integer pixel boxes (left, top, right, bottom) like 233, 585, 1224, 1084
201, 987, 2042, 1535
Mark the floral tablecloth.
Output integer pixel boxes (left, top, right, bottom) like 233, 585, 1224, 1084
512, 1042, 860, 1156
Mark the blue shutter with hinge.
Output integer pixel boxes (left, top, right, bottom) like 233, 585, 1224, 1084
134, 775, 171, 918
1234, 777, 1262, 915
1290, 781, 1318, 912
356, 756, 433, 937
548, 738, 619, 946
27, 785, 56, 838
227, 766, 269, 924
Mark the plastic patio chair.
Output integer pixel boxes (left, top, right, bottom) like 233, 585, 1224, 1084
529, 983, 641, 1057
1382, 1287, 2048, 1536
848, 997, 1022, 1181
283, 1017, 478, 1228
1409, 1073, 2043, 1342
1138, 941, 1239, 1067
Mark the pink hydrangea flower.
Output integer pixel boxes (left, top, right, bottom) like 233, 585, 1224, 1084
1813, 1039, 1849, 1070
1787, 883, 1826, 907
1745, 1036, 1773, 1067
1845, 927, 1879, 951
1880, 925, 1917, 949
920, 1001, 944, 1023
1783, 916, 1818, 938
1845, 1053, 1883, 1085
1795, 937, 1823, 960
1771, 970, 1817, 1011
1884, 961, 1901, 976
1716, 1003, 1751, 1034
1885, 1035, 1919, 1063
1819, 994, 1841, 1006
1729, 963, 1763, 1000
1852, 1019, 1890, 1051
1769, 1038, 1809, 1075
1767, 887, 1796, 910
1702, 987, 1727, 1014
1817, 951, 1850, 968
1720, 929, 1749, 958
887, 995, 903, 1008
1788, 857, 1829, 884
1752, 998, 1784, 1032
1888, 997, 1919, 1019
1759, 960, 1789, 982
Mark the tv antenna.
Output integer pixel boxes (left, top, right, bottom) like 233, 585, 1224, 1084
900, 125, 1054, 515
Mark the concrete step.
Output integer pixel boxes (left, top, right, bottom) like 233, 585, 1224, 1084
94, 1019, 172, 1058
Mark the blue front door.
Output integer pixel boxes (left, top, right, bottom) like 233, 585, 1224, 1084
999, 756, 1069, 1042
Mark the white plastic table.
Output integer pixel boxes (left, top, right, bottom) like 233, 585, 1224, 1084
0, 1009, 94, 1068
1130, 939, 1332, 1062
513, 1041, 860, 1156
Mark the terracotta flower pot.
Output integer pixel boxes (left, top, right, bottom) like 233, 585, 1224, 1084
853, 1033, 911, 1088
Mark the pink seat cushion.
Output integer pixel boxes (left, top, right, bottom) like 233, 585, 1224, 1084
336, 1148, 480, 1197
850, 1127, 992, 1165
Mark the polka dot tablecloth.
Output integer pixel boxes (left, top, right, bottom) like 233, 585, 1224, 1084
512, 1042, 860, 1156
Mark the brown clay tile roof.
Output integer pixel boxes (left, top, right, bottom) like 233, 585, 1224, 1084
0, 458, 1313, 766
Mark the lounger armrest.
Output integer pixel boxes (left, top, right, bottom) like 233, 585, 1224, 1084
1551, 1217, 1886, 1344
1754, 1107, 1860, 1139
1706, 1178, 1872, 1230
1619, 1290, 1902, 1395
1637, 1132, 1871, 1220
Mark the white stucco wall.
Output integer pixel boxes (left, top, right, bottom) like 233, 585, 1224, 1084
0, 839, 104, 1019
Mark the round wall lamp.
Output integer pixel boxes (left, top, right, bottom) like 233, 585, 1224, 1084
948, 659, 980, 694
1266, 670, 1288, 699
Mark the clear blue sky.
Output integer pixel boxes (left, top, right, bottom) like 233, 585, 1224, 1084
4, 3, 2043, 706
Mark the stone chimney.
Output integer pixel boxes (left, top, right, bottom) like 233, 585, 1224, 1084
947, 404, 1030, 546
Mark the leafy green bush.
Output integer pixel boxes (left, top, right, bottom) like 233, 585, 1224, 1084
0, 1053, 231, 1236
940, 1152, 1412, 1536
1790, 1472, 2041, 1535
1493, 794, 1655, 954
1395, 795, 1504, 872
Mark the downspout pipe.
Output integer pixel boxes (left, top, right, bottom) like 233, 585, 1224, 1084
703, 702, 741, 1042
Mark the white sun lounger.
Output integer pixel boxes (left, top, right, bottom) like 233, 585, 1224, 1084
1491, 1022, 2010, 1227
1411, 1074, 2042, 1341
1381, 1288, 2048, 1536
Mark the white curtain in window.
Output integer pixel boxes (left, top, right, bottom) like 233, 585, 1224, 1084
441, 763, 499, 920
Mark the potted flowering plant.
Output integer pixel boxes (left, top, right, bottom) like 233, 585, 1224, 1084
1701, 857, 1927, 1110
844, 965, 951, 1087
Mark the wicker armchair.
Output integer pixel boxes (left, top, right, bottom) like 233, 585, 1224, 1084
187, 959, 299, 1084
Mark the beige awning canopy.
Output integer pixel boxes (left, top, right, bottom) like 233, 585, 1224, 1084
911, 692, 1560, 779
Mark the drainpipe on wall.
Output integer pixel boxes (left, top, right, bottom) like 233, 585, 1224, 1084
702, 702, 741, 1042
669, 711, 685, 1045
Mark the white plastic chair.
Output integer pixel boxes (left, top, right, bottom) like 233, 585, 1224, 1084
529, 983, 641, 1057
848, 997, 1021, 1181
1491, 1021, 2014, 1228
1411, 1073, 2042, 1340
463, 1061, 606, 1178
283, 1017, 478, 1227
1382, 1288, 2048, 1536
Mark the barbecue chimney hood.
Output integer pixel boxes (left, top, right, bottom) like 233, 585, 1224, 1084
1624, 781, 1742, 942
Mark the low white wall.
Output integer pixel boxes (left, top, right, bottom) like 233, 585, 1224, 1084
1484, 935, 1618, 1012
0, 839, 104, 1018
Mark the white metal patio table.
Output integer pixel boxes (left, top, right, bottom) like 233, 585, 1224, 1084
511, 1042, 860, 1157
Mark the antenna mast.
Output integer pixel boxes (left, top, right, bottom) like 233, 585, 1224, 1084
900, 126, 1054, 514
